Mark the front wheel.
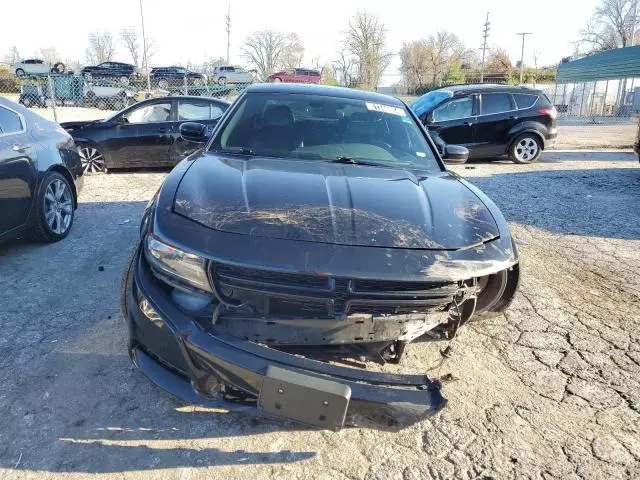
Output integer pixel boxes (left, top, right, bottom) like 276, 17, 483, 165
15, 68, 25, 77
272, 77, 282, 83
78, 144, 107, 174
217, 77, 227, 85
119, 76, 130, 85
158, 79, 169, 89
28, 172, 75, 242
509, 134, 542, 164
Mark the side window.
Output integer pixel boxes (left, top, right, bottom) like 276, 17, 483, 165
210, 105, 224, 119
124, 102, 171, 123
514, 94, 538, 109
0, 106, 24, 135
481, 93, 514, 115
178, 100, 212, 120
432, 97, 473, 122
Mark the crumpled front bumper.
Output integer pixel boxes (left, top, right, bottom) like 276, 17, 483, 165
123, 249, 447, 430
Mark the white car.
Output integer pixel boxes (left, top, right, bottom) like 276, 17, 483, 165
12, 59, 66, 77
210, 66, 255, 85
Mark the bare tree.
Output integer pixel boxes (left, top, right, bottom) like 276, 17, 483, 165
332, 48, 357, 87
400, 32, 465, 92
86, 32, 116, 64
280, 33, 305, 69
486, 48, 514, 82
579, 0, 638, 53
344, 10, 391, 90
39, 47, 60, 65
242, 30, 288, 79
120, 28, 141, 67
3, 46, 20, 64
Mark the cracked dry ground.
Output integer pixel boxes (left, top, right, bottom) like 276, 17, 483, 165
0, 152, 638, 480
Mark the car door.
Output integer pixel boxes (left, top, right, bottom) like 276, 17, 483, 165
103, 100, 174, 168
0, 105, 36, 236
473, 92, 519, 157
426, 95, 477, 150
172, 99, 226, 163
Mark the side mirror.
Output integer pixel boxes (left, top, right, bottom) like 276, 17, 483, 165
442, 145, 469, 164
424, 112, 434, 124
115, 116, 128, 125
180, 122, 208, 143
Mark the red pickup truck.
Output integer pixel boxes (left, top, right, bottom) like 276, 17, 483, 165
267, 68, 322, 84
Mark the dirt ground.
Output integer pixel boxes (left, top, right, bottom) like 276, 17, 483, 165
0, 151, 639, 479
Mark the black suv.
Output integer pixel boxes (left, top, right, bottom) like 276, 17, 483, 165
149, 67, 207, 89
81, 62, 139, 85
412, 85, 557, 164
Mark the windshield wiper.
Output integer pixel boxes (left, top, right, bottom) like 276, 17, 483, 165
219, 147, 256, 156
331, 156, 381, 167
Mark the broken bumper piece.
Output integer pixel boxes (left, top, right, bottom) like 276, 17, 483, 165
124, 251, 447, 430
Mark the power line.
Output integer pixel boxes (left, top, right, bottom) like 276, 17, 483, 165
480, 13, 490, 83
516, 32, 532, 84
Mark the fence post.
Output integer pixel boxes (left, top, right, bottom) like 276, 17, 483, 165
578, 82, 585, 116
47, 71, 58, 123
183, 75, 188, 95
601, 80, 609, 116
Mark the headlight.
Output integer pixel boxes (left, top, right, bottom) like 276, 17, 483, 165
144, 235, 212, 292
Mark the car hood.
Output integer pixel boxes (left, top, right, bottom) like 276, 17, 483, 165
59, 120, 102, 132
173, 154, 500, 250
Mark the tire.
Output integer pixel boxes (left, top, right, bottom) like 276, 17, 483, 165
77, 143, 107, 174
509, 133, 542, 164
272, 77, 282, 83
158, 79, 169, 89
84, 72, 92, 81
22, 96, 33, 108
119, 76, 130, 85
192, 77, 204, 86
217, 77, 227, 85
28, 171, 75, 242
53, 62, 66, 73
15, 68, 25, 77
96, 98, 108, 110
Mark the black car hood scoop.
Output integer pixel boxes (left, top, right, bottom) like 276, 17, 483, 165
173, 155, 500, 250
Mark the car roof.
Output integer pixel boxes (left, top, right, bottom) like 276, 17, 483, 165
434, 84, 543, 95
246, 83, 405, 106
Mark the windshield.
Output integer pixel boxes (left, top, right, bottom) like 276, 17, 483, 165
411, 90, 454, 117
210, 92, 440, 171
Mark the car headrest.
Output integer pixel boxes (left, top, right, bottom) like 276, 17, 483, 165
263, 105, 294, 127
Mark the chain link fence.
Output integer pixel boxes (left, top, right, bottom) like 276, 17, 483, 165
0, 64, 253, 123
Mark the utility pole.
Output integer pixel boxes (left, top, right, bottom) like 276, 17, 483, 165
516, 32, 532, 84
225, 3, 231, 64
631, 0, 638, 46
480, 12, 490, 83
139, 0, 151, 91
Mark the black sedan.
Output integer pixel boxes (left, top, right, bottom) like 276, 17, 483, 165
122, 84, 520, 430
0, 98, 83, 243
81, 61, 139, 84
150, 67, 207, 89
61, 96, 229, 173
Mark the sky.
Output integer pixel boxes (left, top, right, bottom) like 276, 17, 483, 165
0, 0, 601, 86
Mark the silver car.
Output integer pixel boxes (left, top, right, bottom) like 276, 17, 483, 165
210, 66, 254, 85
12, 59, 65, 76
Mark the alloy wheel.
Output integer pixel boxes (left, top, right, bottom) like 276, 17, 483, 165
44, 179, 73, 235
78, 146, 106, 173
514, 137, 538, 162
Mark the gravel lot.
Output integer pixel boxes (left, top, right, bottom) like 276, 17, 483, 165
0, 151, 639, 480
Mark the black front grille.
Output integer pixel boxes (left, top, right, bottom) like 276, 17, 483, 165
210, 262, 458, 318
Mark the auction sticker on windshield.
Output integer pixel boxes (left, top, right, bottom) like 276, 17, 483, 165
365, 102, 406, 117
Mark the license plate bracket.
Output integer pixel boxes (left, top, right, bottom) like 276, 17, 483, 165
258, 365, 351, 430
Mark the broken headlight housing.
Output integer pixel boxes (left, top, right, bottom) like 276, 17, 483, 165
144, 234, 212, 293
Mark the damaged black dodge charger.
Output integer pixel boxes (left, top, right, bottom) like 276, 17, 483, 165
122, 83, 520, 430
